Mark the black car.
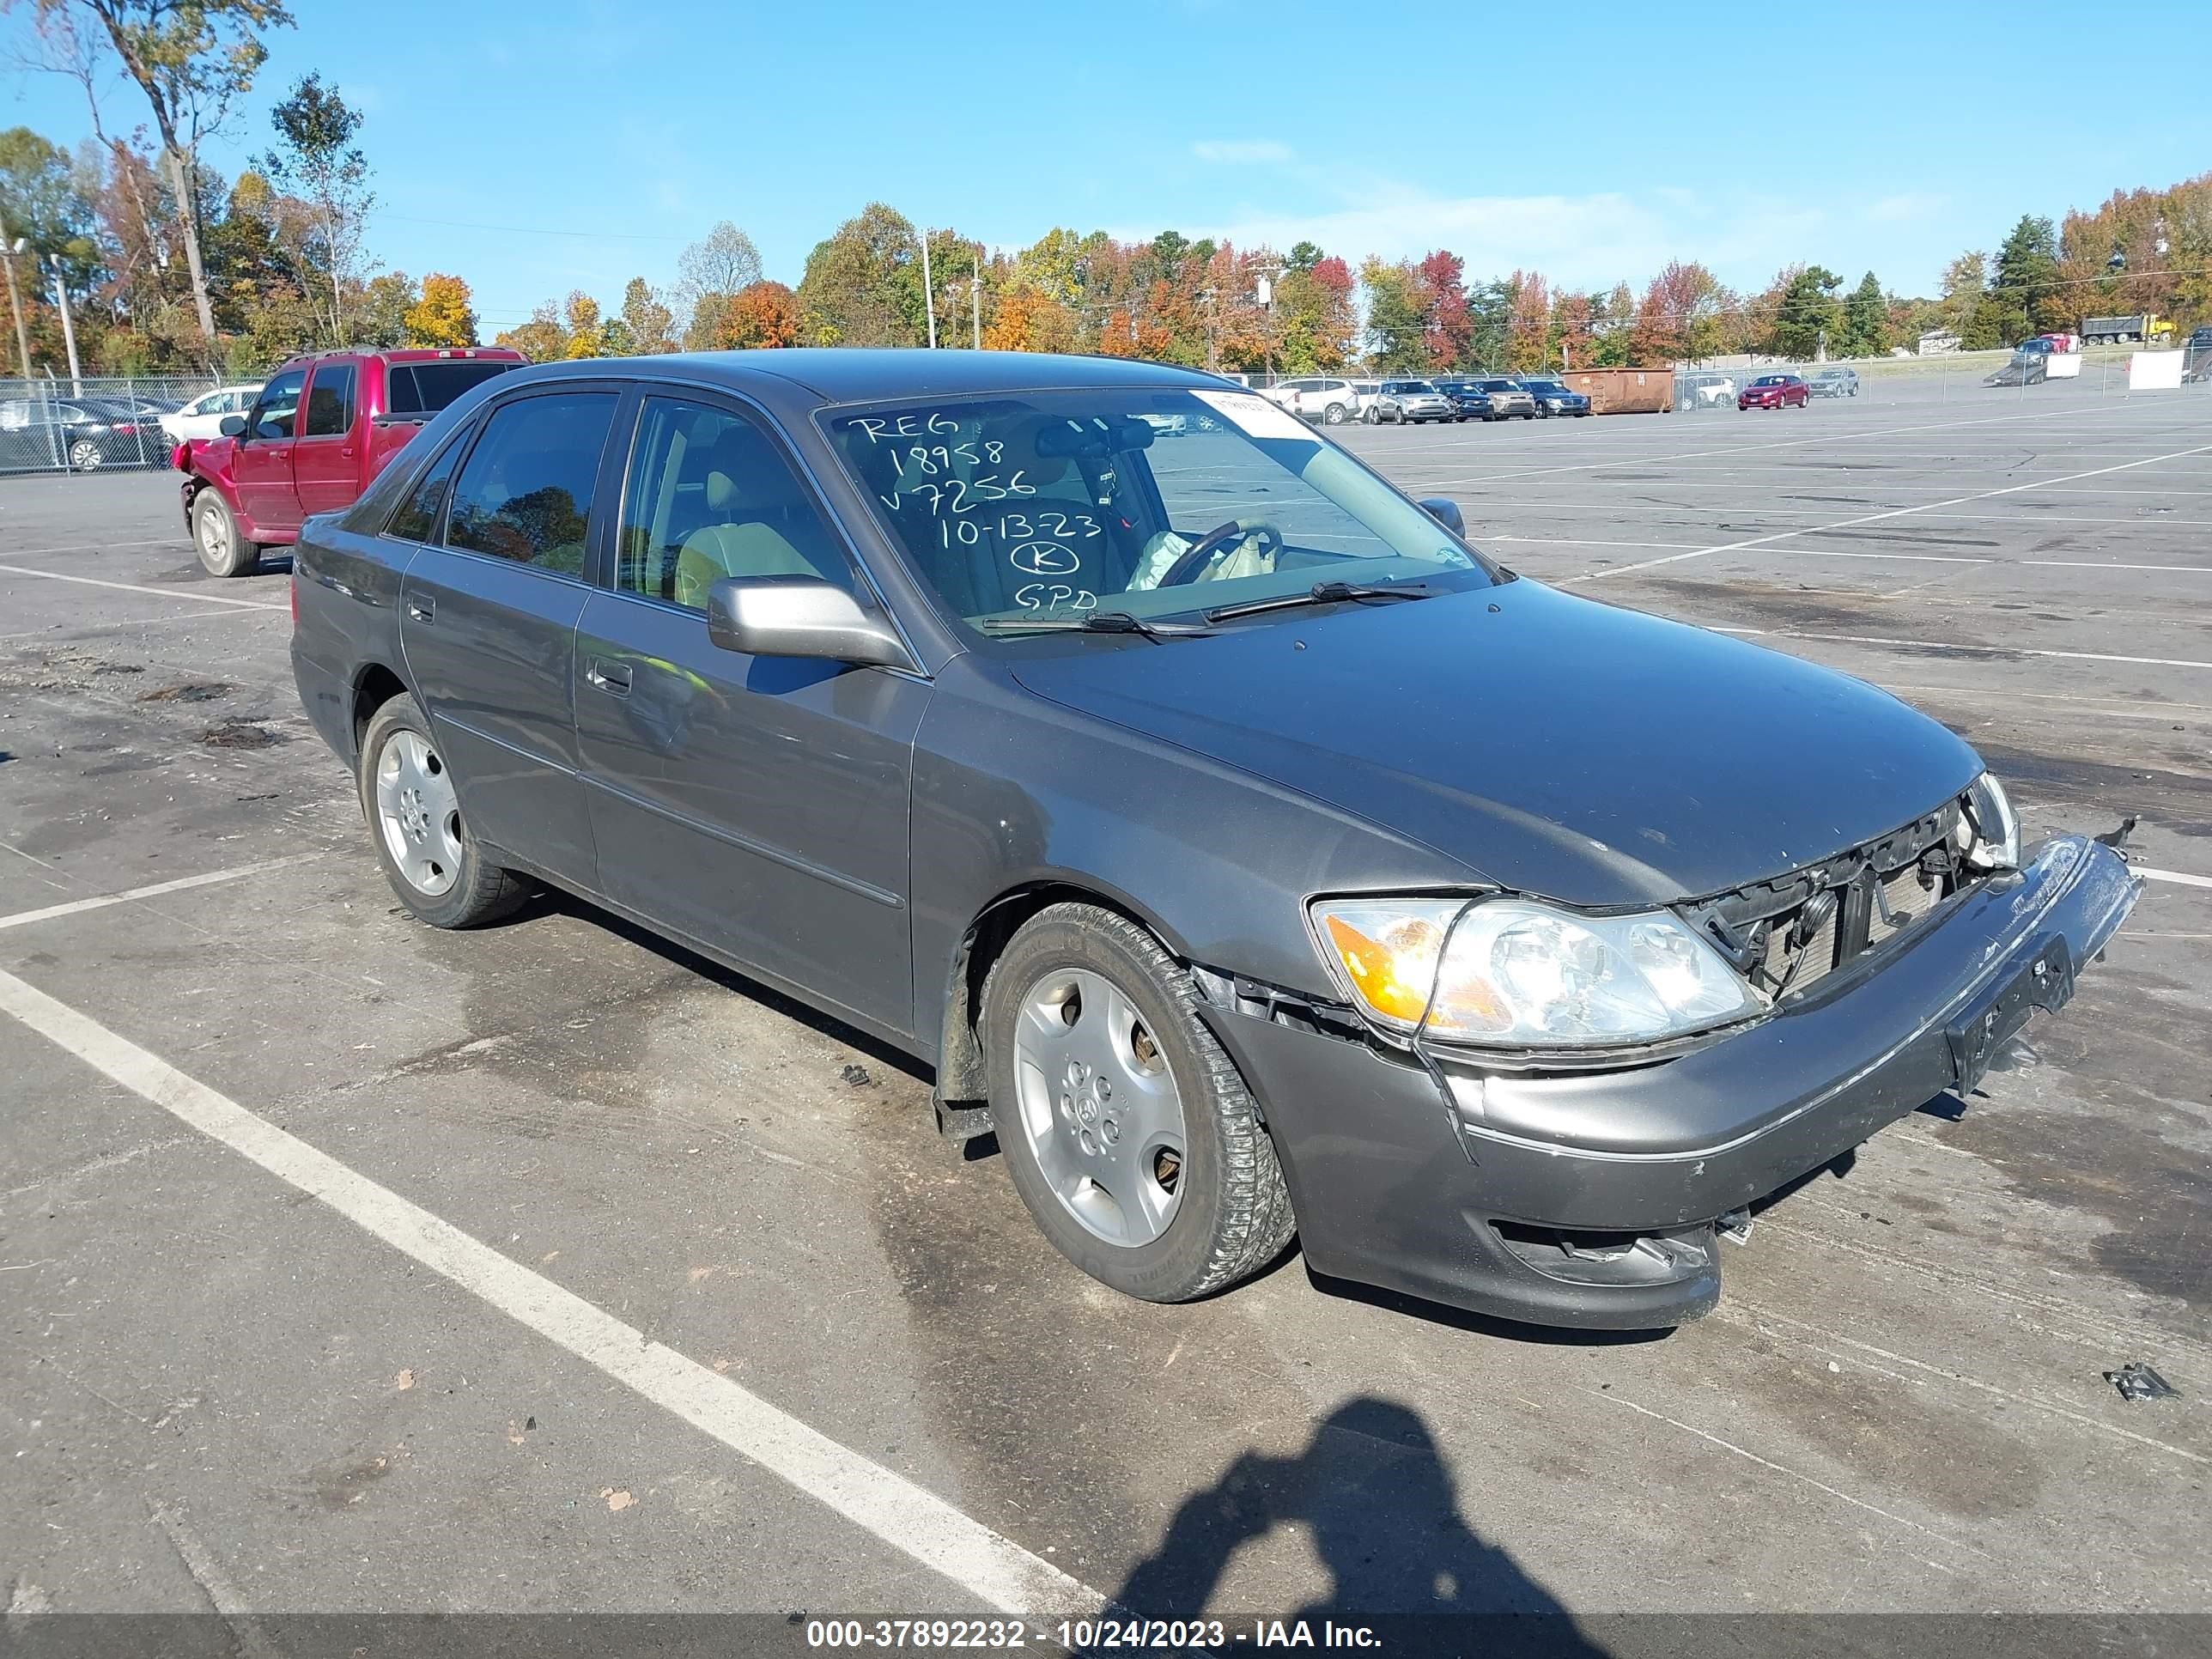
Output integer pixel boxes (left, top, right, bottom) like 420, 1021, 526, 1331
1515, 376, 1591, 416
1433, 378, 1538, 421
0, 396, 162, 471
1431, 379, 1487, 420
291, 350, 2139, 1331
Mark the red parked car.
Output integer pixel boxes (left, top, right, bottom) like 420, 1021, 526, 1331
178, 346, 524, 575
1738, 374, 1809, 410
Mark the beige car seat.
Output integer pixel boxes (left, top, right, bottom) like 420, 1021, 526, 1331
672, 466, 817, 609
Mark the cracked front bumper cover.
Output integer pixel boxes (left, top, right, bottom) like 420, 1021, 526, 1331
1200, 836, 2140, 1329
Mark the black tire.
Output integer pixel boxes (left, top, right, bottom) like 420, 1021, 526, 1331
191, 489, 261, 578
1323, 402, 1346, 425
981, 903, 1296, 1304
68, 439, 103, 471
357, 694, 532, 929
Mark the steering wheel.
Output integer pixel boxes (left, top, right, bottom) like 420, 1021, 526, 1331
1156, 519, 1284, 587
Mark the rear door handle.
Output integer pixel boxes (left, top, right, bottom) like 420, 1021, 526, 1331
586, 659, 631, 696
405, 595, 434, 623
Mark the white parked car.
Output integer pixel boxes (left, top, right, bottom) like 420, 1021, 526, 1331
159, 383, 264, 444
1260, 376, 1363, 425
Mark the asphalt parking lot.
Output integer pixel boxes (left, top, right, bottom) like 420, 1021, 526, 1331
2, 378, 2208, 1650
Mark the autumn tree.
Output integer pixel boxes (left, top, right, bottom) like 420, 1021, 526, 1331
714, 280, 800, 349
258, 72, 371, 344
1413, 249, 1470, 368
495, 298, 568, 362
1273, 252, 1355, 372
1631, 260, 1723, 364
1504, 270, 1551, 371
405, 272, 477, 346
562, 290, 605, 358
1550, 290, 1593, 369
34, 0, 294, 351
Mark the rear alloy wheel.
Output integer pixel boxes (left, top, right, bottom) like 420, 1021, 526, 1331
358, 695, 531, 928
191, 489, 261, 578
68, 439, 102, 471
982, 903, 1295, 1303
1323, 402, 1347, 425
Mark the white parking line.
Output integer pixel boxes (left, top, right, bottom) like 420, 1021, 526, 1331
0, 563, 285, 609
1709, 623, 2212, 672
0, 857, 321, 932
2141, 867, 2212, 890
0, 966, 1109, 1620
0, 538, 179, 557
1571, 441, 2212, 583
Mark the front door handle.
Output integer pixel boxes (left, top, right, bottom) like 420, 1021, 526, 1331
405, 595, 434, 623
586, 658, 631, 696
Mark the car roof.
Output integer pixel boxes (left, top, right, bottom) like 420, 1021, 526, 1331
503, 348, 1234, 405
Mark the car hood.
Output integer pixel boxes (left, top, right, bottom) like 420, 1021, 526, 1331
1007, 580, 1981, 908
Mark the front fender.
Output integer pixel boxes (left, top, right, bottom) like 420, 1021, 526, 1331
180, 440, 266, 541
908, 654, 1478, 1077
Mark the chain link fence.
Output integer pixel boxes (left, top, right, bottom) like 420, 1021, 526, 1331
0, 374, 263, 476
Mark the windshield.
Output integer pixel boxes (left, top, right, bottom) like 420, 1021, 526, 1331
1753, 376, 1787, 386
822, 388, 1498, 633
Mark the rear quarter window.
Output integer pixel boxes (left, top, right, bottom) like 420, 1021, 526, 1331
387, 361, 518, 416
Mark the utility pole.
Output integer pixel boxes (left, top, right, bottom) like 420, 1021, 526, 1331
971, 246, 982, 350
49, 254, 80, 395
0, 224, 30, 382
920, 230, 938, 349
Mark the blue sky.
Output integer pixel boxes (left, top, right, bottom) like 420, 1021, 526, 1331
4, 0, 2203, 332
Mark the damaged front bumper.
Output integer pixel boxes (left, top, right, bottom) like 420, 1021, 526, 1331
1197, 835, 2141, 1330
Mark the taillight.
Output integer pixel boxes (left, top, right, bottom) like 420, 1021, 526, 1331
114, 422, 137, 435
289, 570, 299, 626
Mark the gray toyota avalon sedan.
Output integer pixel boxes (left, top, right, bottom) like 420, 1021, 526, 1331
289, 349, 2139, 1329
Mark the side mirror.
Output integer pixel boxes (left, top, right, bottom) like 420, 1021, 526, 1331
1418, 496, 1465, 536
706, 576, 909, 669
218, 414, 247, 438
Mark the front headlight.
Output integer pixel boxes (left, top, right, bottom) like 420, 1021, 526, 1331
1309, 896, 1765, 1048
1961, 772, 2020, 870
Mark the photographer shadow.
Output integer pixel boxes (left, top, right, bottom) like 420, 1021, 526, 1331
1110, 1396, 1608, 1654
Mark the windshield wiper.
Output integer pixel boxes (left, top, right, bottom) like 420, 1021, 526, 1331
973, 611, 1217, 641
1203, 580, 1437, 624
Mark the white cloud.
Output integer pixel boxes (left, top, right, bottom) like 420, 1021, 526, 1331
1145, 180, 1838, 292
1192, 139, 1294, 165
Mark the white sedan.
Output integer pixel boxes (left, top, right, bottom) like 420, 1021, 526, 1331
159, 383, 264, 444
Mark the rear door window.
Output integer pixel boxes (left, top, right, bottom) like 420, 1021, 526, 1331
303, 363, 357, 437
386, 427, 472, 544
441, 392, 617, 576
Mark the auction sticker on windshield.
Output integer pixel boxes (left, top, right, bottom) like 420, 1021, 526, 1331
1194, 390, 1316, 442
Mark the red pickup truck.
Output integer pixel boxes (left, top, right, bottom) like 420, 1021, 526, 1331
178, 346, 525, 576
